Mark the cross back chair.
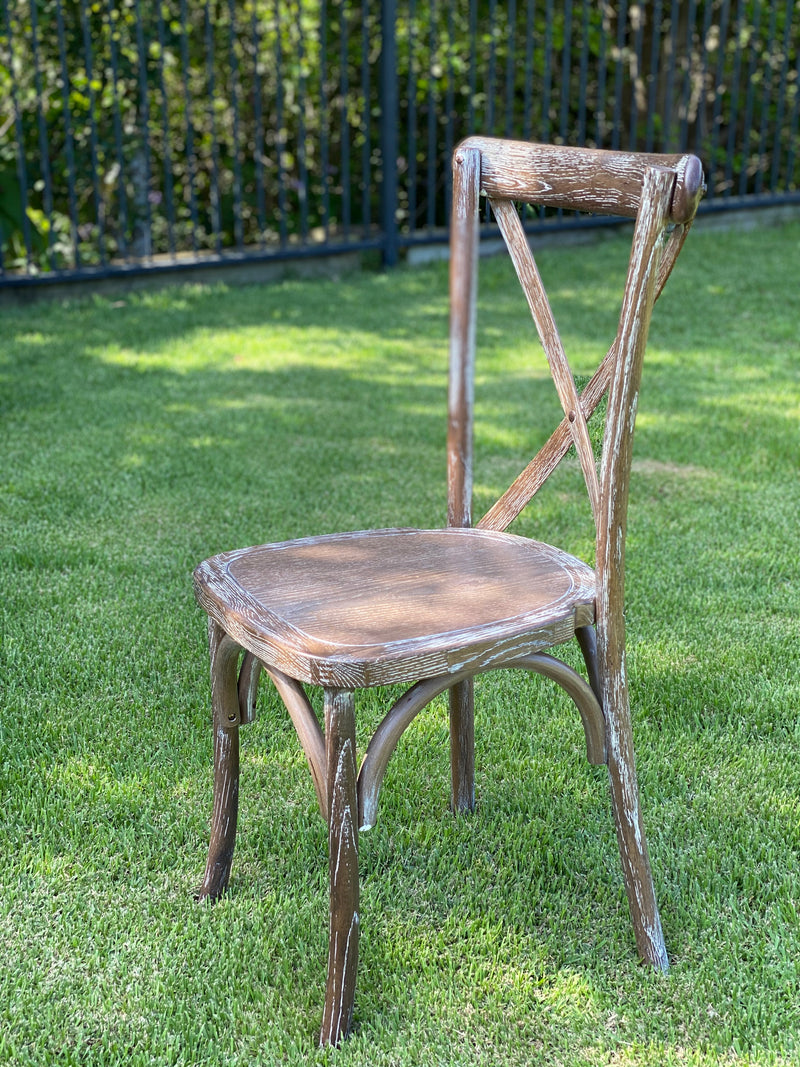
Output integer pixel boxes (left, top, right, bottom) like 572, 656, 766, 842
193, 137, 705, 1046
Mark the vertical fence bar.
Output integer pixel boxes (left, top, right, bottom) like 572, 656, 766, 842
785, 39, 800, 189
628, 1, 642, 148
156, 1, 177, 257
523, 0, 535, 141
708, 0, 732, 198
618, 0, 631, 150
55, 0, 81, 266
679, 0, 697, 152
250, 5, 267, 244
695, 0, 713, 158
444, 0, 455, 222
406, 0, 418, 232
425, 0, 437, 230
226, 0, 244, 249
134, 0, 154, 256
79, 0, 106, 264
486, 0, 497, 132
339, 0, 351, 238
724, 0, 746, 196
577, 0, 590, 145
468, 0, 477, 133
645, 0, 663, 152
2, 0, 32, 271
595, 2, 608, 145
559, 0, 573, 144
275, 0, 288, 247
542, 0, 553, 143
737, 0, 762, 195
179, 0, 199, 253
296, 1, 310, 243
769, 0, 794, 192
204, 0, 223, 252
754, 0, 779, 195
380, 0, 399, 263
504, 0, 516, 139
662, 0, 680, 149
29, 0, 57, 271
361, 0, 372, 235
106, 0, 130, 260
320, 0, 331, 239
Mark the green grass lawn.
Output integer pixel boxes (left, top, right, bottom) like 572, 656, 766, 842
1, 218, 799, 1066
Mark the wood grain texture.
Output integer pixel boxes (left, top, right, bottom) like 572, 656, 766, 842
449, 678, 475, 813
237, 650, 261, 725
197, 620, 241, 901
476, 219, 694, 533
490, 195, 601, 523
461, 136, 705, 222
194, 527, 596, 688
594, 166, 675, 972
193, 138, 706, 1038
447, 147, 481, 530
357, 651, 605, 833
320, 689, 359, 1046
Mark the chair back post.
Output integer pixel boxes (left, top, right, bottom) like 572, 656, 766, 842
446, 147, 481, 813
593, 165, 677, 969
596, 165, 677, 672
447, 146, 481, 530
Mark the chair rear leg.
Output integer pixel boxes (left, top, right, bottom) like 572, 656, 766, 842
604, 676, 669, 972
198, 621, 242, 901
449, 677, 475, 813
320, 688, 360, 1046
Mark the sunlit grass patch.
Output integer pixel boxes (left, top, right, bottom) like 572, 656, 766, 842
1, 220, 799, 1065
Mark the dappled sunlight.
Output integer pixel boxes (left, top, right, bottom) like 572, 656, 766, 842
2, 222, 800, 1063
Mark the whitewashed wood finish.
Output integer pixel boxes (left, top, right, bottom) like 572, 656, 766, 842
461, 136, 705, 222
193, 138, 705, 1042
446, 148, 481, 815
197, 620, 241, 901
594, 166, 677, 972
476, 219, 694, 534
447, 147, 481, 530
490, 196, 601, 524
194, 527, 596, 689
357, 650, 606, 831
237, 651, 261, 725
320, 688, 359, 1047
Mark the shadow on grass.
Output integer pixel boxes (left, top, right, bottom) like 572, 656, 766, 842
1, 223, 799, 1062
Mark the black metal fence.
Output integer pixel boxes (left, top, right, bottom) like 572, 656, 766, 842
1, 1, 799, 286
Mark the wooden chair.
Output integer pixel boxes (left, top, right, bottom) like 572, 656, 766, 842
193, 137, 705, 1045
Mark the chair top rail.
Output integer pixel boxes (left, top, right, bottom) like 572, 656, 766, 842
458, 136, 705, 224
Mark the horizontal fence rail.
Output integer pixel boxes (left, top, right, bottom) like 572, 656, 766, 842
1, 0, 799, 285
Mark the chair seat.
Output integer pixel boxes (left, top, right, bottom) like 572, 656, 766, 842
194, 527, 596, 688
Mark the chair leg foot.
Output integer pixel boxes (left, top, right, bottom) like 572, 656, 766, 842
198, 622, 241, 902
320, 689, 360, 1046
449, 677, 475, 813
605, 695, 668, 971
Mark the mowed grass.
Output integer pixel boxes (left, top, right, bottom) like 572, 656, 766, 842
1, 218, 799, 1066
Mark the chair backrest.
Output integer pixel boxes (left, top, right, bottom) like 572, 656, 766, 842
446, 137, 705, 567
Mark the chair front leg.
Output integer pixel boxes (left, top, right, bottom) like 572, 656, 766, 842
198, 620, 242, 901
449, 677, 475, 813
320, 688, 360, 1046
